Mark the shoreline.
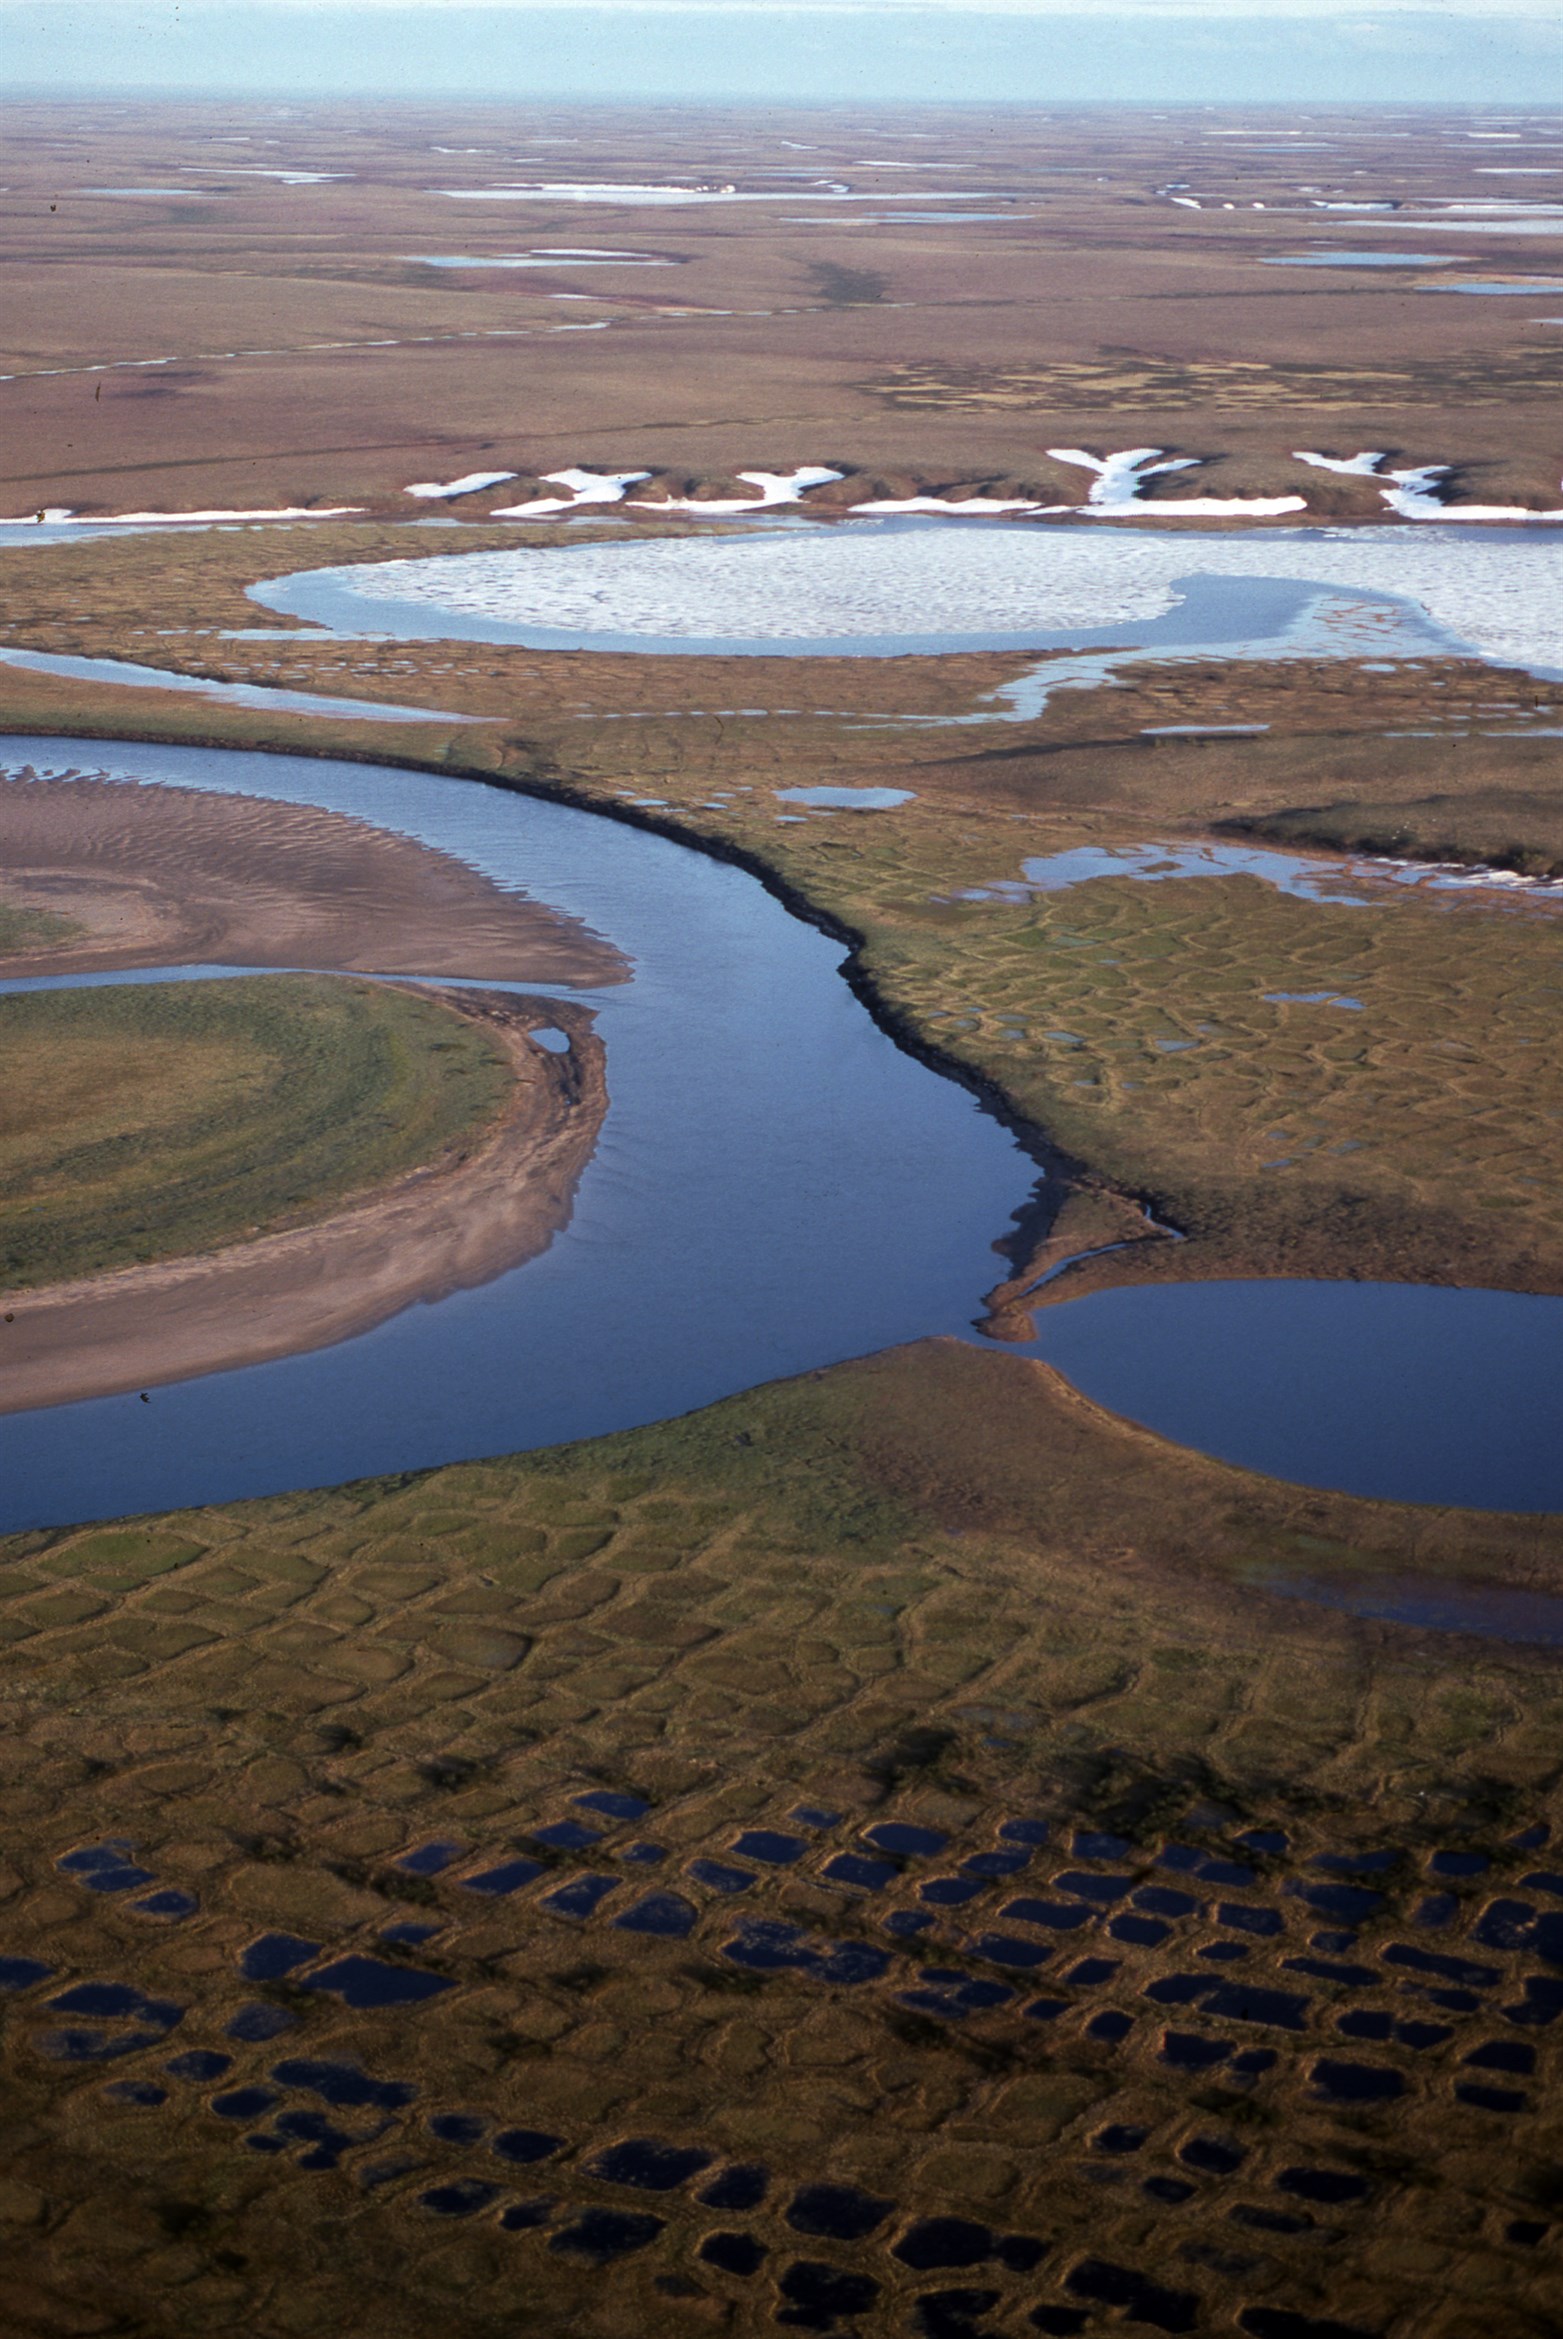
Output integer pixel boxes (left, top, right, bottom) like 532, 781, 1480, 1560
0, 767, 629, 986
3, 714, 1557, 1310
0, 986, 607, 1413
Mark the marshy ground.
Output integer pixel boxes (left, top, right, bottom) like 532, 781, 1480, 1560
1, 1341, 1562, 2339
4, 516, 1556, 1299
1, 94, 1561, 2339
0, 593, 1559, 2332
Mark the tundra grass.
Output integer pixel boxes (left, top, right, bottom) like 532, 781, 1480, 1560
0, 899, 80, 954
0, 973, 513, 1288
3, 522, 1562, 1293
1, 1341, 1562, 2339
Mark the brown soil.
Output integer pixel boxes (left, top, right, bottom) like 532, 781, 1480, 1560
0, 986, 606, 1411
0, 769, 627, 983
1, 100, 1559, 518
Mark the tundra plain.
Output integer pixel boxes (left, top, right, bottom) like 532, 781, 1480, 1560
0, 97, 1561, 2339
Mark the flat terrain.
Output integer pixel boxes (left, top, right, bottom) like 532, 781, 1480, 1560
1, 100, 1562, 517
0, 984, 607, 1412
2, 542, 1557, 1299
0, 974, 517, 1289
0, 771, 618, 1401
0, 1341, 1561, 2339
0, 96, 1560, 2339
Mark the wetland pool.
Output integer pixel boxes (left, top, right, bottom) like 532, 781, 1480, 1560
0, 737, 1560, 1536
252, 516, 1563, 677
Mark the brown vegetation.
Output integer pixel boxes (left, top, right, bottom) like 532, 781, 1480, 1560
0, 100, 1558, 517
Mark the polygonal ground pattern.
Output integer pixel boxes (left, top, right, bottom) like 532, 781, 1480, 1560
2, 1345, 1562, 2338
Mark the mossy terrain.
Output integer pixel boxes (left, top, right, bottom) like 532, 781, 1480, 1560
868, 345, 1563, 419
843, 860, 1563, 1289
0, 901, 81, 955
4, 518, 1559, 1292
1, 528, 1560, 2329
1, 1341, 1561, 2337
0, 974, 514, 1288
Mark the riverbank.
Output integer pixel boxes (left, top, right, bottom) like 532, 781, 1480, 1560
0, 986, 606, 1411
3, 513, 1560, 1303
0, 767, 627, 984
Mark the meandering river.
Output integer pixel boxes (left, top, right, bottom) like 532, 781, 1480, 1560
1, 734, 1560, 1534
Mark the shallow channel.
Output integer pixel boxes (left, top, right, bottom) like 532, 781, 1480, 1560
1, 736, 1560, 1533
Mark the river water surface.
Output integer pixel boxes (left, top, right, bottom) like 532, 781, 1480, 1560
1, 736, 1561, 1533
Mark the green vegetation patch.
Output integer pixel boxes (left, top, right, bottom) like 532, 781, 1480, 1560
0, 973, 514, 1288
0, 899, 82, 955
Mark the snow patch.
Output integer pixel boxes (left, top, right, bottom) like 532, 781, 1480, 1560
629, 466, 844, 515
849, 494, 1061, 516
490, 468, 651, 517
1294, 451, 1390, 478
1296, 450, 1563, 523
1048, 447, 1306, 519
405, 471, 518, 502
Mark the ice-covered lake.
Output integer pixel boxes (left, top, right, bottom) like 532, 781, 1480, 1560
255, 519, 1563, 677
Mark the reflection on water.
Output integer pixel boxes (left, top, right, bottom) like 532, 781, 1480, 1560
0, 735, 1035, 1532
956, 840, 1378, 905
774, 786, 914, 810
951, 837, 1563, 908
255, 547, 1459, 668
1, 738, 1559, 1542
0, 647, 491, 726
1256, 1569, 1563, 1648
1024, 1278, 1563, 1513
1263, 251, 1459, 268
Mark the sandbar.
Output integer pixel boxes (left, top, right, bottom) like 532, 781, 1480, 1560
0, 986, 606, 1411
0, 769, 628, 984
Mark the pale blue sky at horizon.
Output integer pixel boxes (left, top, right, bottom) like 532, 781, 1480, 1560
1, 0, 1560, 104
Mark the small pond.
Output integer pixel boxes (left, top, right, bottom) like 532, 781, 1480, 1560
1027, 1279, 1563, 1515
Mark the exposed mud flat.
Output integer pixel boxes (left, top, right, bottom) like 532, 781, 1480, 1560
0, 771, 628, 985
0, 987, 606, 1412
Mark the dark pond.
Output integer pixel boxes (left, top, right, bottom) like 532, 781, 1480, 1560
1027, 1278, 1563, 1513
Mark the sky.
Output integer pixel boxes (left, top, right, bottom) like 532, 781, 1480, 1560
1, 0, 1560, 104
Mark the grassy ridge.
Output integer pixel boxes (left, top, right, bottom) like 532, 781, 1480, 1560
0, 973, 513, 1288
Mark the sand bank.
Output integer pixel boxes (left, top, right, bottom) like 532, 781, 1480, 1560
0, 987, 606, 1412
0, 770, 628, 984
